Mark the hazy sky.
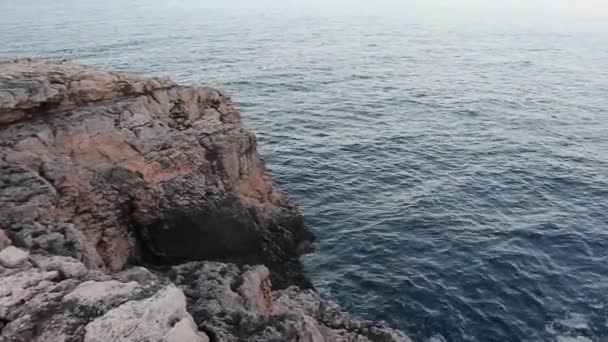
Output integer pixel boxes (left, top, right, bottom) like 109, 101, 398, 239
202, 0, 608, 11
171, 0, 608, 22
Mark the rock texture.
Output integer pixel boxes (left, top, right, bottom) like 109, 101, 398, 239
0, 58, 313, 288
0, 59, 410, 342
83, 285, 208, 342
171, 262, 411, 342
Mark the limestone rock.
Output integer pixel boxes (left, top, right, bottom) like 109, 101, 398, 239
63, 280, 141, 311
165, 318, 210, 342
171, 261, 410, 342
0, 256, 167, 342
0, 59, 314, 288
114, 266, 158, 286
0, 229, 10, 250
83, 285, 208, 342
239, 266, 273, 313
0, 267, 60, 321
274, 287, 412, 342
0, 246, 29, 268
31, 255, 88, 278
0, 58, 173, 125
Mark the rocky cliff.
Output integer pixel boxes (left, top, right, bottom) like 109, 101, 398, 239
0, 59, 410, 342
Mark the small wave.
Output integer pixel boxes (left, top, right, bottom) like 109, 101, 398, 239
426, 334, 447, 342
556, 336, 593, 342
546, 313, 596, 342
555, 313, 590, 330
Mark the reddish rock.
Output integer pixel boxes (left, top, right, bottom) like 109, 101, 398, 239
0, 59, 313, 287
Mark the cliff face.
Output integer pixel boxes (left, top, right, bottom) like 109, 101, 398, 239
0, 59, 313, 288
0, 59, 410, 342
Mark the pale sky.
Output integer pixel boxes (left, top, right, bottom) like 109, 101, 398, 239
184, 0, 608, 19
211, 0, 608, 10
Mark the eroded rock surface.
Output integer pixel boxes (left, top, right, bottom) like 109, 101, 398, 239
0, 58, 313, 287
83, 285, 208, 342
0, 59, 410, 342
171, 262, 411, 342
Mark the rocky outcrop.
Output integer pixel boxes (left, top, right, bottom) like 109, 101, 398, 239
0, 243, 198, 342
0, 58, 312, 288
171, 262, 410, 342
0, 59, 410, 341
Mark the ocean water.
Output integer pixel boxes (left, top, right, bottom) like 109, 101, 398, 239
2, 1, 608, 341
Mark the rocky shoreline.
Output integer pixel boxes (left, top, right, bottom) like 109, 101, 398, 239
0, 59, 410, 341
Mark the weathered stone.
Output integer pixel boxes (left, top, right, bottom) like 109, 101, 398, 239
83, 285, 206, 342
274, 287, 412, 342
165, 318, 210, 342
0, 229, 10, 250
0, 268, 59, 320
238, 265, 273, 313
3, 221, 91, 265
0, 59, 314, 287
63, 280, 141, 311
0, 59, 173, 125
31, 255, 88, 278
0, 246, 29, 268
172, 261, 410, 342
0, 267, 152, 342
114, 266, 158, 286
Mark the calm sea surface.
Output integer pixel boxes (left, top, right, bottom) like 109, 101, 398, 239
2, 1, 608, 341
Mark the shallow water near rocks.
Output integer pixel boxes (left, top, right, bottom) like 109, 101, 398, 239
2, 1, 608, 341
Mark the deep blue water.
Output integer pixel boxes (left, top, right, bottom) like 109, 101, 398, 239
2, 1, 608, 341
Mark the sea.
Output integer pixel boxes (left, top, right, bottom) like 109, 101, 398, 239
1, 0, 607, 341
